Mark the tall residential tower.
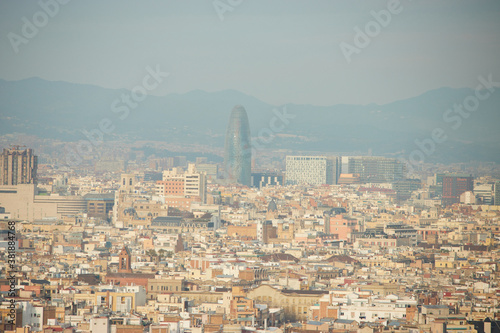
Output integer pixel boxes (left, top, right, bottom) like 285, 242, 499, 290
0, 147, 37, 185
224, 105, 251, 186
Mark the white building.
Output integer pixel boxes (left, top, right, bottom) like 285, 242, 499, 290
460, 191, 476, 204
96, 285, 147, 313
285, 156, 340, 186
90, 317, 110, 333
20, 301, 44, 331
336, 294, 417, 322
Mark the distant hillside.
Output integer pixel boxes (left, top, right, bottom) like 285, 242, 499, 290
0, 77, 499, 163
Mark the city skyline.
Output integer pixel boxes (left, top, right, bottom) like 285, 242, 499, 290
0, 2, 500, 331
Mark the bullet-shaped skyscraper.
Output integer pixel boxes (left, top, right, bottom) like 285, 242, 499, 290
224, 105, 251, 186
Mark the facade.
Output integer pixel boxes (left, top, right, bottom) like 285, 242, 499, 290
95, 286, 146, 313
151, 216, 214, 233
347, 156, 405, 183
154, 234, 185, 253
84, 193, 115, 219
442, 174, 474, 206
392, 178, 422, 201
384, 224, 418, 246
257, 220, 277, 243
227, 224, 258, 239
285, 156, 340, 186
90, 317, 110, 333
120, 173, 137, 194
325, 214, 358, 240
0, 147, 37, 185
246, 285, 328, 321
473, 184, 493, 205
156, 164, 207, 203
147, 278, 186, 300
19, 302, 43, 331
0, 184, 87, 221
337, 295, 417, 322
224, 105, 252, 186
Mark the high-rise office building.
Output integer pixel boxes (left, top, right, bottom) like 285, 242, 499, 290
347, 156, 405, 183
0, 147, 37, 185
442, 174, 474, 206
285, 156, 341, 186
224, 105, 251, 186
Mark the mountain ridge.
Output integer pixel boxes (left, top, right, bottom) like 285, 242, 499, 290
1, 77, 499, 163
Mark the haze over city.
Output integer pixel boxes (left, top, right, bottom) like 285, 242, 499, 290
0, 2, 500, 333
1, 1, 500, 105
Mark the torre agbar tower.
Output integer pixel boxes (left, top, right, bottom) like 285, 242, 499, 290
224, 105, 252, 186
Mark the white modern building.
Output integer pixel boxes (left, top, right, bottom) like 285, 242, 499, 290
337, 294, 417, 322
285, 156, 340, 186
20, 301, 44, 331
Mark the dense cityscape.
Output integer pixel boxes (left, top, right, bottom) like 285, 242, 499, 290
0, 104, 499, 333
1, 1, 500, 333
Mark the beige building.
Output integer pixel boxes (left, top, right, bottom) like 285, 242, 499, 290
147, 278, 186, 300
95, 286, 147, 312
178, 290, 225, 305
0, 147, 37, 185
246, 285, 327, 321
0, 184, 86, 221
156, 164, 207, 203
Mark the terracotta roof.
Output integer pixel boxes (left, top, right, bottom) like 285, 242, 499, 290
326, 255, 359, 264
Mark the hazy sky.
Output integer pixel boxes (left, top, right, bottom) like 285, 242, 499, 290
1, 0, 499, 106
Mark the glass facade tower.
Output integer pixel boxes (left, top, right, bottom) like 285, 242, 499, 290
224, 105, 251, 186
